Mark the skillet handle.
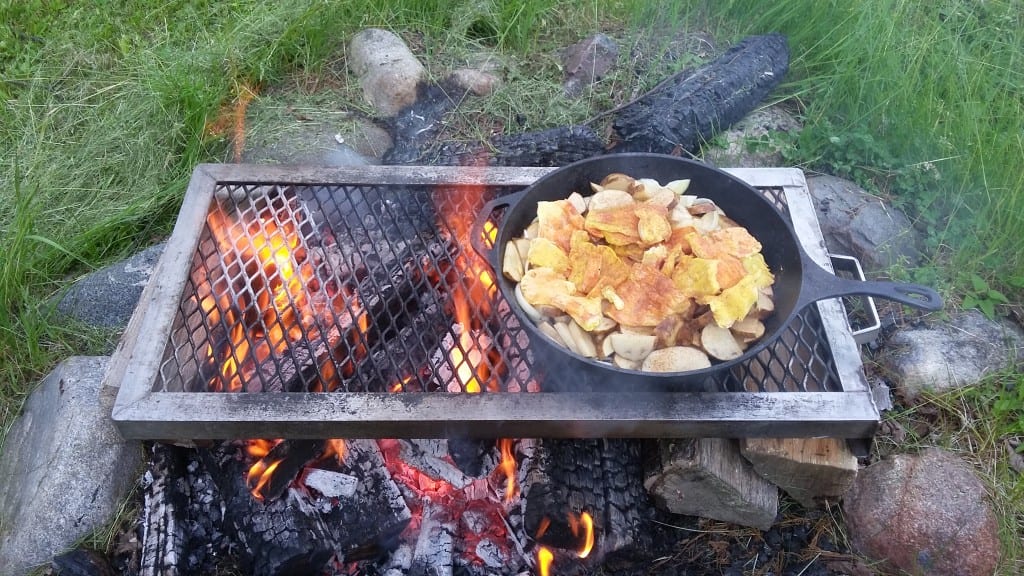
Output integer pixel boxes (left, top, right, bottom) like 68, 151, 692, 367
800, 259, 943, 312
470, 190, 527, 263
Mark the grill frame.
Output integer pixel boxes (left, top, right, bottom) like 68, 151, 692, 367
109, 164, 879, 440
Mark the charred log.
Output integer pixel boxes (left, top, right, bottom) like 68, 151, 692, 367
51, 550, 118, 576
611, 34, 789, 155
428, 125, 605, 168
521, 439, 651, 565
138, 443, 188, 576
447, 437, 494, 477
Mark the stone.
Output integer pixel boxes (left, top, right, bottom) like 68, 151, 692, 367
449, 68, 502, 96
348, 28, 426, 117
644, 438, 778, 530
55, 243, 164, 330
807, 174, 921, 272
561, 33, 619, 97
843, 448, 1000, 576
878, 309, 1024, 402
0, 357, 142, 575
702, 105, 802, 168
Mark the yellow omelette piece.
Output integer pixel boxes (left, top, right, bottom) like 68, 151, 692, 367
528, 237, 570, 274
707, 275, 759, 328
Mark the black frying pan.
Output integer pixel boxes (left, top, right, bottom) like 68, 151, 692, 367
471, 153, 941, 391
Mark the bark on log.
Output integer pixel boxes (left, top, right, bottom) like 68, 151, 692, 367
520, 439, 650, 565
432, 125, 605, 167
611, 34, 789, 155
643, 438, 778, 530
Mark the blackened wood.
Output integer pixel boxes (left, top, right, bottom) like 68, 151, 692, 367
252, 440, 325, 501
611, 34, 789, 155
313, 439, 412, 561
199, 443, 340, 576
521, 439, 651, 564
51, 549, 118, 576
431, 125, 605, 167
447, 437, 493, 477
139, 443, 189, 576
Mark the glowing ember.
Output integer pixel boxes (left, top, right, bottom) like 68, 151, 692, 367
497, 438, 519, 503
537, 546, 554, 576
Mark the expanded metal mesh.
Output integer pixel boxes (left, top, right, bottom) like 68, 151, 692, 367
156, 183, 842, 395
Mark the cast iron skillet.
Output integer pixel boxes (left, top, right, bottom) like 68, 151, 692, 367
471, 154, 942, 391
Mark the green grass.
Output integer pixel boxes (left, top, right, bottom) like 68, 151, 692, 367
704, 0, 1024, 297
1, 0, 1023, 568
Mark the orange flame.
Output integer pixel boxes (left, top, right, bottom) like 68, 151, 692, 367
569, 511, 595, 558
245, 439, 283, 500
437, 180, 500, 394
537, 546, 554, 576
324, 439, 347, 462
498, 438, 519, 503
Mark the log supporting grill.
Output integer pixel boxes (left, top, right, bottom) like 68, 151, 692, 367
109, 164, 878, 440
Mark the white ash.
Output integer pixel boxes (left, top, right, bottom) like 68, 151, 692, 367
302, 468, 358, 499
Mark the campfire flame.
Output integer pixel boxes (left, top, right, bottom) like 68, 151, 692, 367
498, 438, 518, 503
570, 511, 595, 558
537, 546, 554, 576
435, 182, 501, 394
245, 439, 284, 500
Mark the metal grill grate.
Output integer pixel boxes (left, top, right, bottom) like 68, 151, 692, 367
109, 164, 878, 440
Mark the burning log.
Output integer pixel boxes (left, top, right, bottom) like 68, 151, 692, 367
136, 443, 231, 576
520, 439, 651, 565
409, 501, 456, 576
610, 34, 789, 155
139, 444, 189, 576
199, 439, 411, 575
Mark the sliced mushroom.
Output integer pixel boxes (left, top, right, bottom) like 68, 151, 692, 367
567, 321, 598, 358
612, 354, 642, 370
608, 332, 656, 362
600, 173, 635, 191
552, 322, 580, 355
588, 188, 634, 211
514, 284, 543, 323
731, 317, 765, 342
700, 324, 745, 361
538, 321, 564, 346
641, 346, 712, 372
502, 241, 525, 281
567, 191, 588, 214
665, 179, 691, 195
600, 334, 615, 358
628, 178, 661, 201
645, 188, 677, 209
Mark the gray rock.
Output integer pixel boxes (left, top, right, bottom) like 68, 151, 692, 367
348, 29, 426, 117
702, 105, 802, 168
843, 448, 1000, 576
55, 243, 164, 329
449, 68, 502, 97
0, 357, 142, 575
879, 309, 1024, 402
807, 174, 921, 272
561, 33, 619, 97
